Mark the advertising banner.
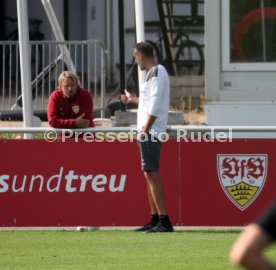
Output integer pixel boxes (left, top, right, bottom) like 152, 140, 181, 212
0, 139, 275, 227
181, 140, 276, 226
0, 140, 179, 227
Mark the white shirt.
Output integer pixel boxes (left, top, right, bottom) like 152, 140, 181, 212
137, 65, 170, 136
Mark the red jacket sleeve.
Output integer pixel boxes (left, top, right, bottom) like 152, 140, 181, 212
80, 91, 94, 127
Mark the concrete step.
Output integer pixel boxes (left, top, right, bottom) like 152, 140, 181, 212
170, 75, 205, 107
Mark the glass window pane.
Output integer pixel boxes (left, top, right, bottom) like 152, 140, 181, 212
230, 0, 276, 63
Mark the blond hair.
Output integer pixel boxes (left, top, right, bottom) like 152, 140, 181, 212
58, 71, 80, 88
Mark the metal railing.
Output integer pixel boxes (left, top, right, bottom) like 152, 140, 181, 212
0, 125, 275, 132
0, 40, 106, 117
1, 126, 276, 139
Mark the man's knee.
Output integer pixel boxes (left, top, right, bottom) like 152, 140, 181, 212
229, 225, 263, 268
144, 171, 159, 180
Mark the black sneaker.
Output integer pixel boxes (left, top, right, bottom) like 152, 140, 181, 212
134, 222, 157, 232
145, 222, 174, 233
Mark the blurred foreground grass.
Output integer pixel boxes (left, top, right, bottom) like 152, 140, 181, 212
0, 230, 248, 270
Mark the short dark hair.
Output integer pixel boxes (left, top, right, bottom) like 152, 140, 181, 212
135, 42, 154, 58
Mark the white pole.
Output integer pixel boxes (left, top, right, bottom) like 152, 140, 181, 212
17, 0, 34, 139
41, 0, 76, 73
134, 0, 146, 85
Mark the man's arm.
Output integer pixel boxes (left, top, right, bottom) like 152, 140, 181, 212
78, 91, 94, 128
121, 89, 139, 104
230, 224, 276, 270
121, 89, 156, 133
142, 115, 156, 133
80, 91, 93, 119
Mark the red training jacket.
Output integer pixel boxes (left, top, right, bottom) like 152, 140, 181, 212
47, 88, 94, 128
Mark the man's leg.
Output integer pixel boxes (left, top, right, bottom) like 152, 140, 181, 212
145, 171, 167, 215
144, 171, 173, 233
136, 138, 173, 232
144, 172, 158, 214
229, 224, 274, 270
134, 172, 159, 232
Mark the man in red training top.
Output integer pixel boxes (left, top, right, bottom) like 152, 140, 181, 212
47, 71, 94, 131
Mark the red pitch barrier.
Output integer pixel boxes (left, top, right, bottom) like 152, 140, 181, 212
0, 139, 275, 227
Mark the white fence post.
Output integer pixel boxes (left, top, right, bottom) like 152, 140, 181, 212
17, 0, 34, 138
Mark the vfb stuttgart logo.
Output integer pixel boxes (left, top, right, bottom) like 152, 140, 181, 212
217, 154, 268, 211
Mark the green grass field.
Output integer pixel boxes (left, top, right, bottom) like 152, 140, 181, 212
0, 230, 275, 270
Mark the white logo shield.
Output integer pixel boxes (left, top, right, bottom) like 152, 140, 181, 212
217, 154, 268, 211
72, 105, 80, 114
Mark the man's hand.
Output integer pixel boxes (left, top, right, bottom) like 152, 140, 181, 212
121, 89, 138, 104
75, 114, 90, 128
142, 115, 157, 134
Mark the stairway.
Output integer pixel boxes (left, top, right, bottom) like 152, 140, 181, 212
156, 0, 205, 76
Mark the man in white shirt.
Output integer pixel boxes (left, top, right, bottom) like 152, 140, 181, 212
121, 42, 173, 233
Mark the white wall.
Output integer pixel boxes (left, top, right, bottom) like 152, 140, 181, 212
205, 0, 276, 126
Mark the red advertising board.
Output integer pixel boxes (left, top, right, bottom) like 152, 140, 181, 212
181, 140, 275, 226
0, 139, 275, 227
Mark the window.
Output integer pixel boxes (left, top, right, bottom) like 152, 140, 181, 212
222, 0, 276, 71
144, 0, 204, 26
